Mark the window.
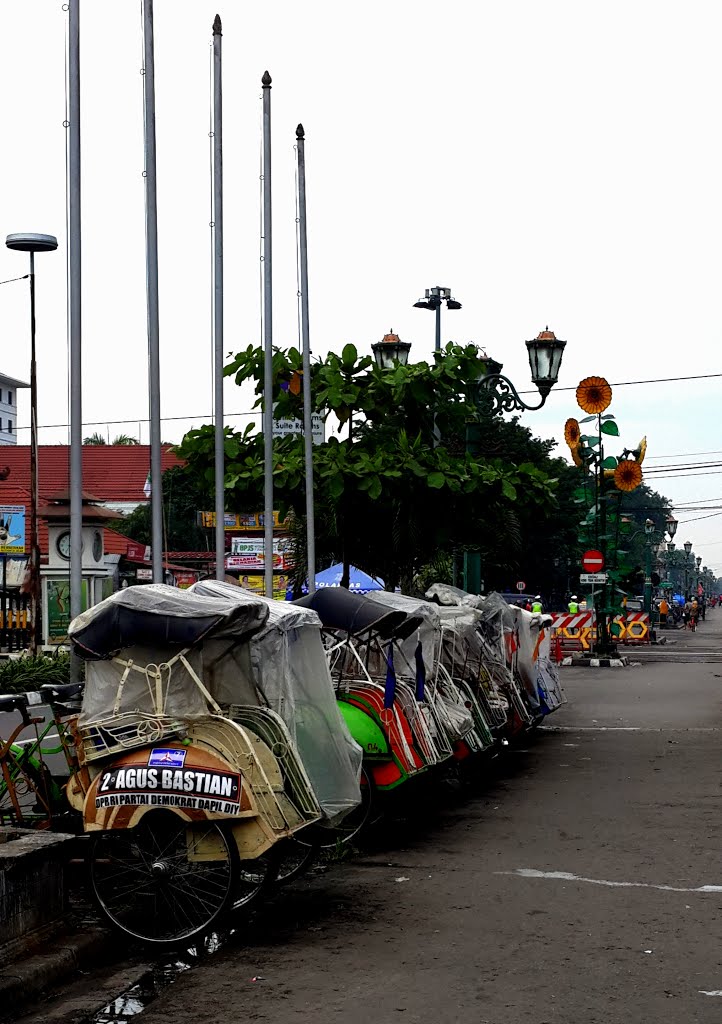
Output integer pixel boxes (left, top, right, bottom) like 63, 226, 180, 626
8, 391, 13, 406
8, 420, 13, 433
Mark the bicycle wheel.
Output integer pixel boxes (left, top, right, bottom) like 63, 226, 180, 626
273, 837, 318, 886
0, 748, 49, 824
296, 766, 376, 851
90, 812, 239, 946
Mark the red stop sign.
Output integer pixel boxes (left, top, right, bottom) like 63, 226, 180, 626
582, 549, 605, 572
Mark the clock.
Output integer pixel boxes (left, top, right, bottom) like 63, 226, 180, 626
93, 530, 103, 562
56, 531, 71, 560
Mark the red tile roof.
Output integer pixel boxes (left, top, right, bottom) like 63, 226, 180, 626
0, 445, 186, 562
0, 445, 182, 506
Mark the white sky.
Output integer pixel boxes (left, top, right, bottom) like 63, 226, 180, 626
1, 1, 720, 573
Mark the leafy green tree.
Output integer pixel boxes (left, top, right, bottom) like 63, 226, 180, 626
176, 343, 561, 592
112, 465, 210, 552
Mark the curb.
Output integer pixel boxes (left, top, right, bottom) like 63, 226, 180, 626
0, 926, 120, 1017
562, 655, 629, 668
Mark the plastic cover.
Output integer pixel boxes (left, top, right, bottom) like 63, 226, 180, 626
191, 580, 363, 822
367, 591, 441, 678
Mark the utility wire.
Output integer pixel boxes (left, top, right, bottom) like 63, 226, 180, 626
0, 275, 29, 286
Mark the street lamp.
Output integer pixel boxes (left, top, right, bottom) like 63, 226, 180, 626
413, 286, 462, 352
476, 328, 567, 413
5, 233, 58, 654
665, 514, 678, 539
683, 539, 693, 597
643, 518, 655, 617
371, 331, 412, 370
462, 328, 567, 594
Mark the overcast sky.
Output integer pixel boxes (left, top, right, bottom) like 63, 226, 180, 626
1, 1, 720, 573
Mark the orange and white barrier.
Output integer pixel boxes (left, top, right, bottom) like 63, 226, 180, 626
552, 611, 651, 650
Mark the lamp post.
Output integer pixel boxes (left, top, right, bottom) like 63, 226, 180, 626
5, 232, 58, 654
695, 555, 702, 597
643, 518, 655, 617
413, 286, 462, 352
463, 328, 567, 592
371, 331, 412, 369
683, 539, 692, 597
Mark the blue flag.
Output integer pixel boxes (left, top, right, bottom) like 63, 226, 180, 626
383, 642, 397, 709
414, 640, 425, 701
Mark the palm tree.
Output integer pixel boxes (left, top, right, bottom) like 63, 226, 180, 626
83, 432, 106, 445
111, 434, 140, 446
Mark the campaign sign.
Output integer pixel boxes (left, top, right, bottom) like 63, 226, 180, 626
95, 763, 242, 816
148, 748, 187, 768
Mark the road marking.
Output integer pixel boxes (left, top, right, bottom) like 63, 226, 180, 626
498, 868, 722, 893
540, 726, 720, 733
699, 991, 722, 996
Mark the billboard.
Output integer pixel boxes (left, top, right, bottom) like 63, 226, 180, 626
226, 536, 293, 572
0, 505, 26, 554
234, 574, 290, 601
199, 511, 287, 532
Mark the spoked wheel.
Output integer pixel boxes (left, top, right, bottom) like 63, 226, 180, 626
296, 766, 376, 851
89, 813, 239, 946
273, 837, 318, 886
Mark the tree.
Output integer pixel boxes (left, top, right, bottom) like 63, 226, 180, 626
112, 465, 210, 552
83, 433, 140, 446
176, 343, 561, 593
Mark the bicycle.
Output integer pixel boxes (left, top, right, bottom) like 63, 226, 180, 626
0, 682, 83, 828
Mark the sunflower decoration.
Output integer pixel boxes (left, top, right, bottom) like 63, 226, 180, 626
614, 459, 643, 492
564, 417, 581, 449
633, 436, 647, 465
576, 375, 612, 415
570, 444, 584, 468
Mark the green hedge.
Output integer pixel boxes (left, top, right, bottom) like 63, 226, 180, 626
0, 653, 75, 695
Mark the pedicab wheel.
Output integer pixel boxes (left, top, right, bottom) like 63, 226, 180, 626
89, 812, 239, 946
273, 836, 319, 886
295, 766, 375, 851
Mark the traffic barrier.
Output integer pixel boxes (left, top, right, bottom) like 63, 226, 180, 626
552, 611, 651, 651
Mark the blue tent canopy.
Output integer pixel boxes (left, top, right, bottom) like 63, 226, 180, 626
315, 563, 385, 593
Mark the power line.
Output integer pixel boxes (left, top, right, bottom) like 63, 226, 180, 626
0, 274, 29, 286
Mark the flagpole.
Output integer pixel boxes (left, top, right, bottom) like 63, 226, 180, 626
142, 0, 164, 584
262, 71, 274, 598
212, 15, 225, 580
295, 124, 315, 595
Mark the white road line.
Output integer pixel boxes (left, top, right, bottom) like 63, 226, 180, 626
540, 726, 720, 733
498, 868, 722, 893
699, 991, 722, 996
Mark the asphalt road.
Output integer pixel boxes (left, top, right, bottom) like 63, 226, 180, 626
131, 614, 722, 1024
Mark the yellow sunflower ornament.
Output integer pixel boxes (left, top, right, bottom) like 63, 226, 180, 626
633, 436, 647, 465
564, 418, 581, 448
576, 375, 612, 415
614, 459, 643, 492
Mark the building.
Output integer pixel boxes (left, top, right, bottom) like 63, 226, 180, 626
0, 373, 29, 446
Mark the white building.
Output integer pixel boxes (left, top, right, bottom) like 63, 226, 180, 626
0, 373, 28, 446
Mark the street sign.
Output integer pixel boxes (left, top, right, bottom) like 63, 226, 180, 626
580, 572, 608, 583
659, 582, 673, 589
516, 581, 526, 592
582, 549, 604, 572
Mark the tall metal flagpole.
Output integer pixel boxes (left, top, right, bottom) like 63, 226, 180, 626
142, 0, 163, 584
212, 16, 225, 580
295, 125, 315, 595
262, 72, 274, 598
69, 0, 83, 680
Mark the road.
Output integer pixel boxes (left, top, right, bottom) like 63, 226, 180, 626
123, 612, 721, 1024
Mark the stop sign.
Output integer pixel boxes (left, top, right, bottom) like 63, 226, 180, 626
582, 549, 605, 572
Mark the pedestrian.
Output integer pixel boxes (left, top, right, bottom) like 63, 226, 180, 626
524, 598, 533, 612
531, 595, 543, 613
579, 596, 588, 612
683, 597, 693, 629
659, 596, 669, 628
568, 594, 579, 613
691, 597, 699, 631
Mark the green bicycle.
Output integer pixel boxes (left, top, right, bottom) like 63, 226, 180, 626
0, 683, 83, 828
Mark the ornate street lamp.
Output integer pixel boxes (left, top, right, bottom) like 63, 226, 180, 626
643, 519, 656, 616
683, 540, 693, 555
696, 555, 702, 569
476, 328, 567, 413
5, 232, 58, 654
371, 331, 412, 370
667, 541, 675, 552
665, 514, 678, 539
413, 286, 462, 352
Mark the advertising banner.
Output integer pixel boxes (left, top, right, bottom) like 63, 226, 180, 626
227, 536, 293, 571
46, 578, 88, 644
233, 574, 290, 601
199, 511, 287, 531
0, 505, 26, 554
